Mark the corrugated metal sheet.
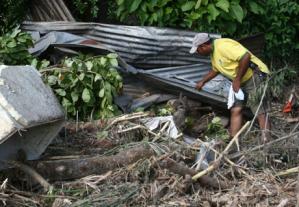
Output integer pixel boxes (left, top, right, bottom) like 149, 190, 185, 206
138, 64, 228, 107
26, 0, 75, 22
22, 21, 220, 68
22, 29, 227, 107
21, 22, 263, 107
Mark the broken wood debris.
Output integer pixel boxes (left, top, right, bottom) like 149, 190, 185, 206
0, 99, 298, 206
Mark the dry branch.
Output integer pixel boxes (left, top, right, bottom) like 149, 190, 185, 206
276, 166, 299, 177
158, 157, 227, 189
230, 131, 299, 160
9, 161, 53, 193
192, 121, 250, 181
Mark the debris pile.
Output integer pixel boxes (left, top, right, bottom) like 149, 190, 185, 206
0, 95, 298, 206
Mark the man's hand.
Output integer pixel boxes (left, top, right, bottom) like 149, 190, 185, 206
196, 81, 205, 90
232, 78, 241, 92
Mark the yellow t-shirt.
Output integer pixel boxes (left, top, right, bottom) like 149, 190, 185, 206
211, 38, 270, 83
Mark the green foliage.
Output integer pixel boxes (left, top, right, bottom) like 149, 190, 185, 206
151, 103, 174, 116
112, 0, 299, 66
249, 67, 296, 105
157, 105, 174, 116
68, 0, 100, 21
0, 0, 29, 35
240, 0, 299, 63
43, 54, 123, 120
0, 27, 34, 65
269, 67, 297, 98
205, 116, 229, 141
114, 0, 246, 31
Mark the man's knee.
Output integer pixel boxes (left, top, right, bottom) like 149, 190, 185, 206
231, 106, 242, 115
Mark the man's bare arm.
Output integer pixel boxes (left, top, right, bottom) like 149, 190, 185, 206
196, 70, 218, 90
233, 52, 251, 92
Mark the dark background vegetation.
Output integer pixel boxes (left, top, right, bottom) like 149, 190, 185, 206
1, 0, 298, 68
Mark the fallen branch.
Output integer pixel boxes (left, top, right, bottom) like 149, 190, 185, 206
192, 121, 250, 181
9, 161, 53, 193
276, 166, 299, 177
31, 144, 155, 181
197, 139, 254, 181
105, 112, 149, 130
158, 157, 227, 189
230, 131, 299, 160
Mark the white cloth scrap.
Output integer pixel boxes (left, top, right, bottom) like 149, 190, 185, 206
227, 85, 245, 109
140, 116, 179, 139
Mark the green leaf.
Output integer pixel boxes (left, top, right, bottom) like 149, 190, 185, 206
40, 60, 50, 69
109, 59, 118, 67
99, 88, 105, 98
94, 74, 102, 82
82, 88, 91, 103
47, 75, 58, 85
78, 73, 85, 80
62, 98, 72, 108
195, 0, 202, 9
116, 0, 124, 6
55, 89, 66, 96
216, 0, 230, 12
107, 53, 118, 59
181, 1, 196, 12
7, 40, 16, 48
202, 0, 209, 6
71, 91, 79, 103
249, 2, 265, 14
10, 28, 21, 38
100, 57, 107, 66
129, 0, 142, 13
31, 58, 38, 68
230, 2, 244, 23
86, 61, 93, 71
158, 0, 171, 7
101, 97, 107, 109
207, 4, 220, 22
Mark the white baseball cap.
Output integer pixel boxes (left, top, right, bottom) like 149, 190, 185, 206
189, 33, 210, 54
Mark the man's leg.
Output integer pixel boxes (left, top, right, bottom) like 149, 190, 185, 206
230, 106, 243, 137
257, 112, 271, 142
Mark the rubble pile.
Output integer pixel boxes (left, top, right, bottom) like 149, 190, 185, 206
0, 96, 298, 206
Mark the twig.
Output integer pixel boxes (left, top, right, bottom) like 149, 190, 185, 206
197, 139, 254, 181
105, 112, 149, 130
153, 121, 170, 142
117, 125, 142, 133
9, 161, 53, 193
276, 166, 299, 177
276, 199, 288, 207
230, 131, 299, 160
290, 121, 299, 134
192, 121, 250, 181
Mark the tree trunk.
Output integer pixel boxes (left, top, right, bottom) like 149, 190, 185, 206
32, 144, 155, 181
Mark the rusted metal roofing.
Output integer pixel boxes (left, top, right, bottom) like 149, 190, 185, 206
138, 64, 228, 107
22, 22, 220, 68
21, 22, 263, 108
26, 0, 75, 22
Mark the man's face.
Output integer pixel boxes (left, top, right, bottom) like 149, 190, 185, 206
196, 43, 210, 56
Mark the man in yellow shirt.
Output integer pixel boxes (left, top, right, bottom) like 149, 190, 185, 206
190, 33, 270, 140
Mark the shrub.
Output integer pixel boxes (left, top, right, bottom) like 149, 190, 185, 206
0, 27, 34, 65
0, 0, 29, 35
43, 54, 123, 120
